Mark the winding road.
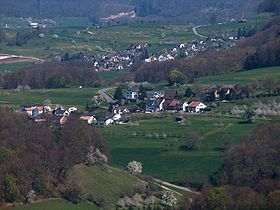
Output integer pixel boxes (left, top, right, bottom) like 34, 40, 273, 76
192, 25, 208, 39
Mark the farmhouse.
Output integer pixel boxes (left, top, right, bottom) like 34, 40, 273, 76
80, 114, 97, 125
164, 100, 182, 111
186, 102, 207, 113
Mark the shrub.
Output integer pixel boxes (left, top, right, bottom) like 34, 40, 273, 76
161, 191, 177, 206
127, 161, 142, 175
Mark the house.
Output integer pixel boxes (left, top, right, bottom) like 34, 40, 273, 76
146, 98, 165, 112
112, 106, 130, 114
146, 91, 164, 100
80, 114, 97, 125
125, 87, 138, 100
186, 102, 207, 113
164, 100, 182, 111
54, 107, 65, 116
68, 106, 78, 113
163, 90, 179, 100
21, 106, 44, 117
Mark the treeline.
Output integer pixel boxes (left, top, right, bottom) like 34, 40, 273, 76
134, 16, 280, 84
1, 62, 100, 89
0, 0, 132, 19
0, 108, 108, 203
185, 123, 280, 209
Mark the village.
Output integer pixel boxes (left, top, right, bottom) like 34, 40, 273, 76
14, 84, 214, 126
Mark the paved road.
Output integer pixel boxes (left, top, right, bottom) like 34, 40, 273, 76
192, 25, 208, 39
153, 177, 201, 195
98, 87, 116, 103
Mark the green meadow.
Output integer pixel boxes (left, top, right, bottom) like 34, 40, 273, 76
197, 13, 272, 36
197, 66, 280, 86
100, 115, 258, 185
0, 88, 99, 110
1, 24, 195, 59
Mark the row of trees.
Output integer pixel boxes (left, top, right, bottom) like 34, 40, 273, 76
1, 61, 100, 89
0, 108, 108, 202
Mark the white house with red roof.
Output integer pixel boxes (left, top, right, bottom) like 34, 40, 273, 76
186, 102, 207, 113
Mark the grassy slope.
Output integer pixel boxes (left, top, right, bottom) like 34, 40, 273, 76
197, 66, 280, 85
100, 115, 257, 184
69, 164, 140, 208
0, 88, 99, 110
197, 13, 272, 36
13, 164, 141, 210
0, 24, 195, 59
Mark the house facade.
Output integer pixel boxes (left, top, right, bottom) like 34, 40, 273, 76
186, 102, 207, 113
125, 87, 138, 100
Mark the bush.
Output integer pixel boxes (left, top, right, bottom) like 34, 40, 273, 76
62, 184, 82, 204
127, 161, 143, 175
161, 191, 177, 206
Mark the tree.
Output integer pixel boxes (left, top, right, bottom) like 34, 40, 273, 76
183, 133, 202, 150
167, 69, 185, 85
114, 86, 124, 100
2, 176, 19, 202
161, 191, 177, 206
218, 134, 233, 150
127, 161, 142, 175
138, 85, 147, 100
240, 110, 253, 123
184, 86, 194, 97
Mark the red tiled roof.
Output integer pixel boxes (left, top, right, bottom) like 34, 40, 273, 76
24, 107, 33, 111
80, 116, 92, 121
168, 101, 180, 107
188, 102, 202, 107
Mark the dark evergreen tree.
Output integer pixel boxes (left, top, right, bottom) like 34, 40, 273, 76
114, 87, 124, 100
138, 85, 147, 100
184, 86, 194, 97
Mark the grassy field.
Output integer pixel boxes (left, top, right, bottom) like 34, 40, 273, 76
100, 115, 257, 185
197, 66, 280, 86
0, 88, 99, 110
0, 62, 35, 72
0, 24, 195, 59
12, 199, 99, 210
197, 13, 272, 36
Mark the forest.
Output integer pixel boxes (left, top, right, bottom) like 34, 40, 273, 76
1, 62, 100, 89
187, 123, 280, 210
0, 108, 108, 203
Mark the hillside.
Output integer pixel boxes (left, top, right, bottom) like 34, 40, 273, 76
135, 0, 263, 23
197, 66, 280, 85
12, 164, 142, 210
0, 0, 263, 24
